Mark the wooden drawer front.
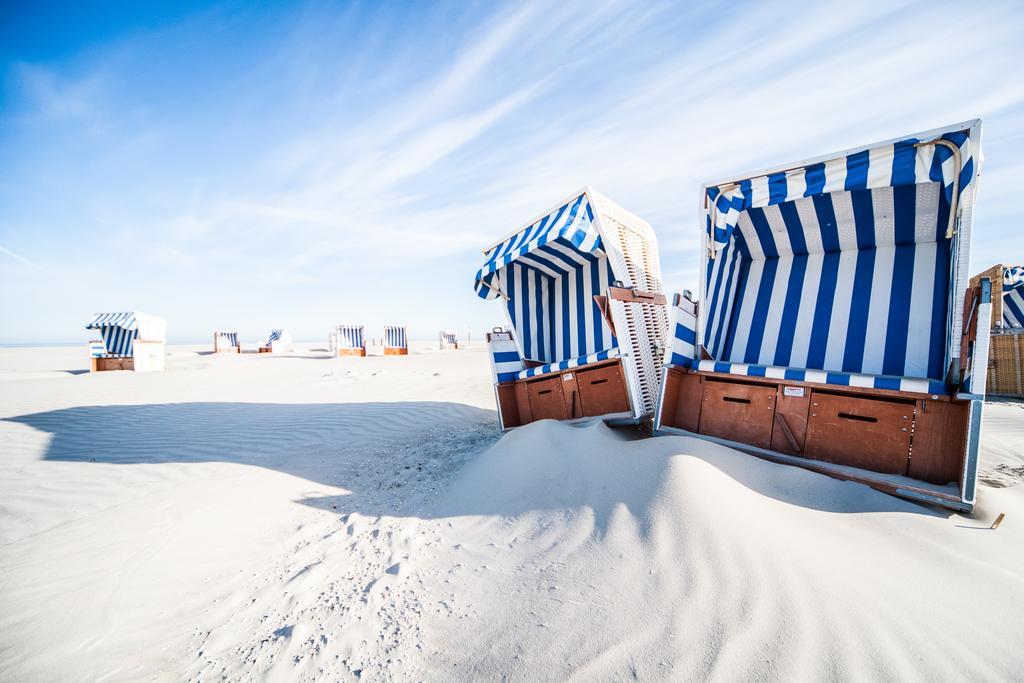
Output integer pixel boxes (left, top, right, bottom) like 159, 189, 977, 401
771, 384, 810, 456
697, 380, 776, 449
805, 393, 913, 475
495, 383, 522, 429
576, 363, 630, 417
527, 376, 569, 421
514, 382, 532, 425
908, 400, 968, 484
661, 368, 702, 432
92, 357, 134, 372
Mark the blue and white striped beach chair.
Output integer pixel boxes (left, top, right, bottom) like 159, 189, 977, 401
971, 264, 1024, 398
655, 120, 990, 512
330, 324, 366, 356
1000, 266, 1024, 329
439, 329, 459, 350
260, 329, 293, 353
213, 331, 240, 353
85, 311, 167, 372
384, 325, 408, 355
475, 187, 668, 429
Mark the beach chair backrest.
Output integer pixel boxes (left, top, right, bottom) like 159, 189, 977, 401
698, 120, 982, 386
215, 331, 238, 349
332, 324, 365, 349
384, 325, 407, 349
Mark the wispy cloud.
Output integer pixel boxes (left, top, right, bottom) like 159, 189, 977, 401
2, 0, 1023, 341
0, 244, 35, 267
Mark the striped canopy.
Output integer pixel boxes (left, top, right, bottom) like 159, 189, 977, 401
701, 122, 980, 387
86, 312, 139, 331
474, 193, 603, 300
265, 329, 293, 350
473, 190, 617, 364
706, 127, 976, 251
86, 312, 166, 357
1003, 266, 1024, 328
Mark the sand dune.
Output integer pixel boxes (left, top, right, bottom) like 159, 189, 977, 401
0, 345, 1021, 680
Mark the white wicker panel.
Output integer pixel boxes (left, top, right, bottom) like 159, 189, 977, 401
590, 190, 669, 418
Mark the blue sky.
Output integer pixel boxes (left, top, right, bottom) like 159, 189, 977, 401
2, 0, 1023, 343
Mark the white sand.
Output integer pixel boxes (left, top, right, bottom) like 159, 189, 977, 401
0, 345, 1022, 680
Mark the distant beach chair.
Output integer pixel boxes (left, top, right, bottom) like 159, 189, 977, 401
213, 331, 241, 353
655, 120, 988, 512
85, 311, 167, 372
439, 329, 459, 350
972, 264, 1024, 330
474, 187, 668, 429
971, 264, 1024, 397
330, 324, 366, 356
259, 329, 293, 353
384, 325, 408, 355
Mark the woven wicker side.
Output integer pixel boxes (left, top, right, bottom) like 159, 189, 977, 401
987, 331, 1024, 398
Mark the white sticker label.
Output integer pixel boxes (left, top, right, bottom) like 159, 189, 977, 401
783, 386, 805, 397
564, 373, 574, 381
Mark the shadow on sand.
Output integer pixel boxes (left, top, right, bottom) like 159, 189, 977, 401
4, 401, 947, 523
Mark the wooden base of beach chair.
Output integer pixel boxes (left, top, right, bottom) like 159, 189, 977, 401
659, 367, 969, 492
495, 359, 630, 428
384, 347, 408, 356
91, 356, 134, 372
336, 348, 367, 357
258, 347, 272, 354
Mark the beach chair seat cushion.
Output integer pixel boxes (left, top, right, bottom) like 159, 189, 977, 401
680, 359, 948, 395
516, 348, 620, 380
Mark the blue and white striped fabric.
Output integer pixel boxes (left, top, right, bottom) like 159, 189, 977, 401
517, 348, 620, 380
665, 295, 698, 367
1003, 266, 1024, 328
265, 328, 293, 351
702, 127, 977, 388
497, 258, 617, 363
440, 330, 458, 346
384, 325, 407, 349
85, 312, 139, 357
490, 334, 524, 383
683, 359, 947, 396
475, 194, 601, 299
215, 331, 239, 348
705, 129, 975, 251
334, 324, 365, 348
86, 312, 166, 357
474, 192, 617, 365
